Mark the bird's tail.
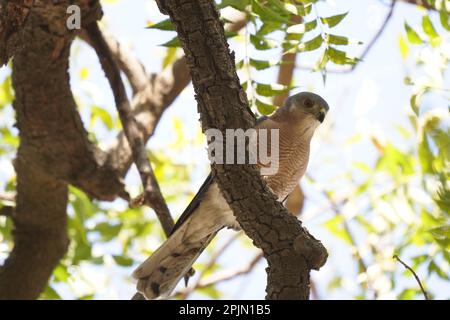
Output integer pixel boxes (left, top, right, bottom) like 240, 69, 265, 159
132, 214, 219, 299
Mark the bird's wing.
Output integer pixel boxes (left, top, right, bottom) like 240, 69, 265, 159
169, 115, 268, 234
170, 172, 215, 234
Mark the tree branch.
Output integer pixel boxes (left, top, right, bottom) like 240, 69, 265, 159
178, 232, 242, 299
156, 0, 327, 299
0, 0, 34, 67
0, 0, 124, 299
394, 255, 430, 300
84, 22, 175, 237
175, 252, 264, 296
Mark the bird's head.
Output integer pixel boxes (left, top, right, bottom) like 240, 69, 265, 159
284, 92, 329, 124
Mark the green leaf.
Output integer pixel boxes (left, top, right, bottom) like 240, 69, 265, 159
398, 288, 419, 300
398, 35, 409, 60
250, 34, 278, 50
162, 47, 178, 69
434, 184, 450, 216
320, 12, 348, 28
91, 106, 114, 129
255, 83, 293, 97
249, 58, 279, 70
428, 260, 450, 280
326, 34, 362, 45
40, 285, 62, 300
225, 31, 238, 39
197, 286, 222, 299
404, 22, 423, 44
0, 76, 13, 109
112, 255, 134, 267
256, 23, 283, 37
422, 15, 439, 40
428, 225, 450, 242
326, 47, 359, 65
255, 98, 276, 115
161, 36, 181, 48
286, 20, 317, 34
418, 132, 434, 174
439, 10, 450, 31
147, 19, 174, 31
92, 222, 122, 241
73, 242, 92, 263
297, 34, 323, 52
410, 89, 425, 116
53, 264, 70, 283
252, 0, 290, 24
412, 254, 429, 268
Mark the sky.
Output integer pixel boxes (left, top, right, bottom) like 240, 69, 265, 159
0, 0, 448, 299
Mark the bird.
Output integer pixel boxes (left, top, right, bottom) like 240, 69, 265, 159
132, 92, 329, 299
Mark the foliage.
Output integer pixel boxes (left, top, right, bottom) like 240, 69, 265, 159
149, 0, 360, 115
317, 1, 449, 299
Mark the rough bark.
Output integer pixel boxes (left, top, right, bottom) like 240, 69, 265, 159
0, 0, 34, 67
0, 0, 123, 299
156, 0, 327, 299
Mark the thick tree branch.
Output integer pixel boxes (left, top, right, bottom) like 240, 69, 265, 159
0, 0, 125, 299
85, 22, 175, 237
0, 0, 34, 67
156, 0, 327, 299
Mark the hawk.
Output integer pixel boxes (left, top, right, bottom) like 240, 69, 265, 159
133, 92, 329, 299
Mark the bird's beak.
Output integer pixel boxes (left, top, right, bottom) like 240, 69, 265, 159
316, 107, 326, 123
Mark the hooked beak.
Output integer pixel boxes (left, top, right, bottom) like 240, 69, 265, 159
316, 107, 326, 123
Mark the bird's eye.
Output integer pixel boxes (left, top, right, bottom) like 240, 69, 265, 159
304, 98, 313, 108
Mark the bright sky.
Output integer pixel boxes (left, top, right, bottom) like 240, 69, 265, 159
0, 0, 448, 299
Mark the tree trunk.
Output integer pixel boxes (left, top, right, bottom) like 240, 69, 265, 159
155, 0, 327, 299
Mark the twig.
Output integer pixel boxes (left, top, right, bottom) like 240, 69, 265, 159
85, 23, 175, 237
394, 255, 430, 300
351, 0, 396, 71
174, 252, 264, 297
85, 22, 176, 302
307, 173, 375, 297
179, 232, 243, 299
